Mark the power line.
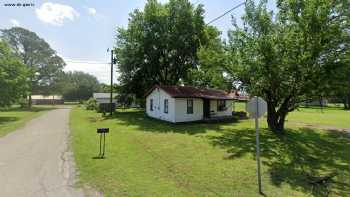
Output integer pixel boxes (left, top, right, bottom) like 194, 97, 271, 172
207, 1, 245, 25
65, 60, 109, 65
66, 2, 245, 65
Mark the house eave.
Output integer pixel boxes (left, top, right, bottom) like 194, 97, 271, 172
173, 96, 235, 100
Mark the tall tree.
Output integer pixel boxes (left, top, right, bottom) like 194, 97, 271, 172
1, 27, 65, 106
0, 41, 28, 107
115, 0, 209, 97
330, 55, 350, 110
55, 71, 101, 101
187, 26, 235, 91
226, 0, 349, 133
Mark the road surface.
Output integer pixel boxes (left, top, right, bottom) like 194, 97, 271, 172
0, 108, 84, 197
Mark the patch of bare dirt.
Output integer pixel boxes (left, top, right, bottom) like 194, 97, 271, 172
289, 121, 350, 135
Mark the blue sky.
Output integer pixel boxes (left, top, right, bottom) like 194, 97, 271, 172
0, 0, 275, 83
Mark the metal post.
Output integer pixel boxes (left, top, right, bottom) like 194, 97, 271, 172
110, 49, 114, 116
102, 133, 106, 157
99, 133, 102, 156
255, 97, 262, 194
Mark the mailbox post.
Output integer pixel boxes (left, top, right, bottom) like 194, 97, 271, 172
97, 128, 109, 158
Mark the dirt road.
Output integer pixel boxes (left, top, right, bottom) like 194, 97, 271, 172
0, 108, 84, 197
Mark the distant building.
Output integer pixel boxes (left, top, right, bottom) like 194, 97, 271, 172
145, 85, 235, 123
228, 90, 250, 101
93, 93, 118, 105
31, 95, 64, 105
301, 98, 328, 107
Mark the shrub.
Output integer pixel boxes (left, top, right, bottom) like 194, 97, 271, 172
18, 98, 29, 108
86, 98, 98, 110
97, 103, 116, 113
233, 111, 248, 119
135, 98, 146, 108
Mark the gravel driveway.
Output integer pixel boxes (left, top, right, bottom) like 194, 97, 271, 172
0, 108, 84, 197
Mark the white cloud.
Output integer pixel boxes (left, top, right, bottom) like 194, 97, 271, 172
87, 7, 97, 16
10, 19, 20, 27
36, 2, 79, 26
63, 59, 118, 84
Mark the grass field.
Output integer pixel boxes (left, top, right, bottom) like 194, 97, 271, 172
0, 106, 54, 137
235, 102, 350, 129
287, 107, 350, 128
70, 106, 350, 197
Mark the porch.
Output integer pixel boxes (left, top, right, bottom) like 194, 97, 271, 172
202, 98, 235, 122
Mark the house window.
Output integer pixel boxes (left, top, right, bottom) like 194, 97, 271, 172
150, 99, 153, 111
217, 100, 226, 111
187, 99, 193, 114
164, 99, 168, 113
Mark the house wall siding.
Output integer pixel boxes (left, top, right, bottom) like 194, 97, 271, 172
146, 88, 175, 122
174, 98, 203, 122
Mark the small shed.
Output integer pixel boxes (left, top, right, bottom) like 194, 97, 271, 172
31, 95, 64, 105
93, 93, 118, 105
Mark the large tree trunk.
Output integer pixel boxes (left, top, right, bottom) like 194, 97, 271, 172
266, 101, 288, 134
319, 96, 324, 113
344, 95, 350, 110
28, 74, 33, 109
28, 94, 32, 108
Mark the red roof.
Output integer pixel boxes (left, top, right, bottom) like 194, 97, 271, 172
228, 90, 249, 101
145, 85, 234, 100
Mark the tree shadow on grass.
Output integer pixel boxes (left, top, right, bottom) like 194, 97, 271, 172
0, 117, 19, 126
208, 127, 350, 196
109, 110, 237, 135
0, 107, 55, 127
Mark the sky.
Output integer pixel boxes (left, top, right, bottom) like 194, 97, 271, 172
0, 0, 275, 83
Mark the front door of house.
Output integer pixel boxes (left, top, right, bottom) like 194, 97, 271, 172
203, 99, 210, 119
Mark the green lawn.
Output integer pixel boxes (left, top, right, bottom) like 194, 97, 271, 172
287, 107, 350, 128
0, 106, 54, 137
70, 107, 350, 197
234, 101, 247, 112
235, 102, 350, 129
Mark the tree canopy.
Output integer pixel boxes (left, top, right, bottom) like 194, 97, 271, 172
226, 0, 349, 133
55, 71, 101, 101
330, 52, 350, 109
186, 26, 234, 91
115, 0, 214, 97
1, 27, 65, 106
0, 41, 28, 107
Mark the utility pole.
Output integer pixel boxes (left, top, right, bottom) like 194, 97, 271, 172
110, 49, 114, 116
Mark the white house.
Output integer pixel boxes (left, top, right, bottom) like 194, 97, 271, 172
93, 93, 118, 104
145, 85, 235, 123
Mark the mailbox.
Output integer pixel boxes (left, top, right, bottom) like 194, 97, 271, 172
97, 128, 109, 133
